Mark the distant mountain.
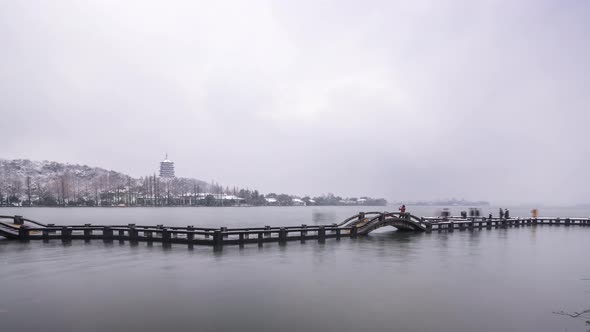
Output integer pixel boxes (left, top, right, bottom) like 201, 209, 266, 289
395, 198, 491, 206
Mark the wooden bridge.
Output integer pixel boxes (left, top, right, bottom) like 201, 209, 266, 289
1, 213, 589, 249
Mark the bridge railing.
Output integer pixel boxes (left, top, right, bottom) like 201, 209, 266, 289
336, 211, 382, 227
353, 212, 428, 232
7, 218, 357, 248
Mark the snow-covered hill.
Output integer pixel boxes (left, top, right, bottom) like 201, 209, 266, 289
0, 158, 209, 206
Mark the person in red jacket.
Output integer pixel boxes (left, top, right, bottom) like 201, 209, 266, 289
399, 204, 406, 215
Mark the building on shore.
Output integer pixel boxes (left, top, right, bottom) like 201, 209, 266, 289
265, 197, 278, 205
292, 198, 305, 206
159, 154, 175, 178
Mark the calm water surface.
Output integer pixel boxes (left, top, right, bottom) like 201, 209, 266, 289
1, 206, 590, 332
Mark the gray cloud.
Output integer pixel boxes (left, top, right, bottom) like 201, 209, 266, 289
1, 0, 589, 204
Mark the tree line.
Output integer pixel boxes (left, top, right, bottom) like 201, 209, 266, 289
0, 159, 387, 207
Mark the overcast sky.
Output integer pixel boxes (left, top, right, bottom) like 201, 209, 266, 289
1, 0, 589, 204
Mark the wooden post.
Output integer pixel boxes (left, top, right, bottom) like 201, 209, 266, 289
264, 226, 271, 237
187, 226, 194, 249
42, 228, 49, 242
318, 226, 326, 243
145, 230, 153, 246
238, 232, 245, 248
336, 228, 341, 240
257, 232, 263, 247
61, 226, 71, 243
103, 226, 113, 243
565, 218, 571, 226
221, 227, 228, 239
84, 224, 92, 243
350, 225, 358, 238
300, 224, 307, 243
115, 229, 123, 243
162, 228, 171, 247
128, 224, 136, 242
279, 228, 287, 245
448, 222, 454, 232
486, 221, 492, 229
18, 225, 29, 242
426, 223, 432, 233
213, 230, 223, 248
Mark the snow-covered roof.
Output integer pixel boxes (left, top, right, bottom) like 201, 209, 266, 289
222, 195, 244, 200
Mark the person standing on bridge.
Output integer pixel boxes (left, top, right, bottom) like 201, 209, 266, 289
399, 204, 406, 216
505, 209, 510, 219
499, 208, 504, 219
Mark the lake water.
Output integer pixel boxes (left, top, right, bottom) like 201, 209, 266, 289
1, 206, 590, 331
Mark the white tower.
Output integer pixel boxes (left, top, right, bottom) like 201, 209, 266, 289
159, 153, 175, 178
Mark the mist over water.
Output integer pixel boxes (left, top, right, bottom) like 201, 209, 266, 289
1, 206, 589, 332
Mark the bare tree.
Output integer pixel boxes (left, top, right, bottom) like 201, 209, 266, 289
26, 176, 31, 206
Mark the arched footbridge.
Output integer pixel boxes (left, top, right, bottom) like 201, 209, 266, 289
337, 212, 428, 234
